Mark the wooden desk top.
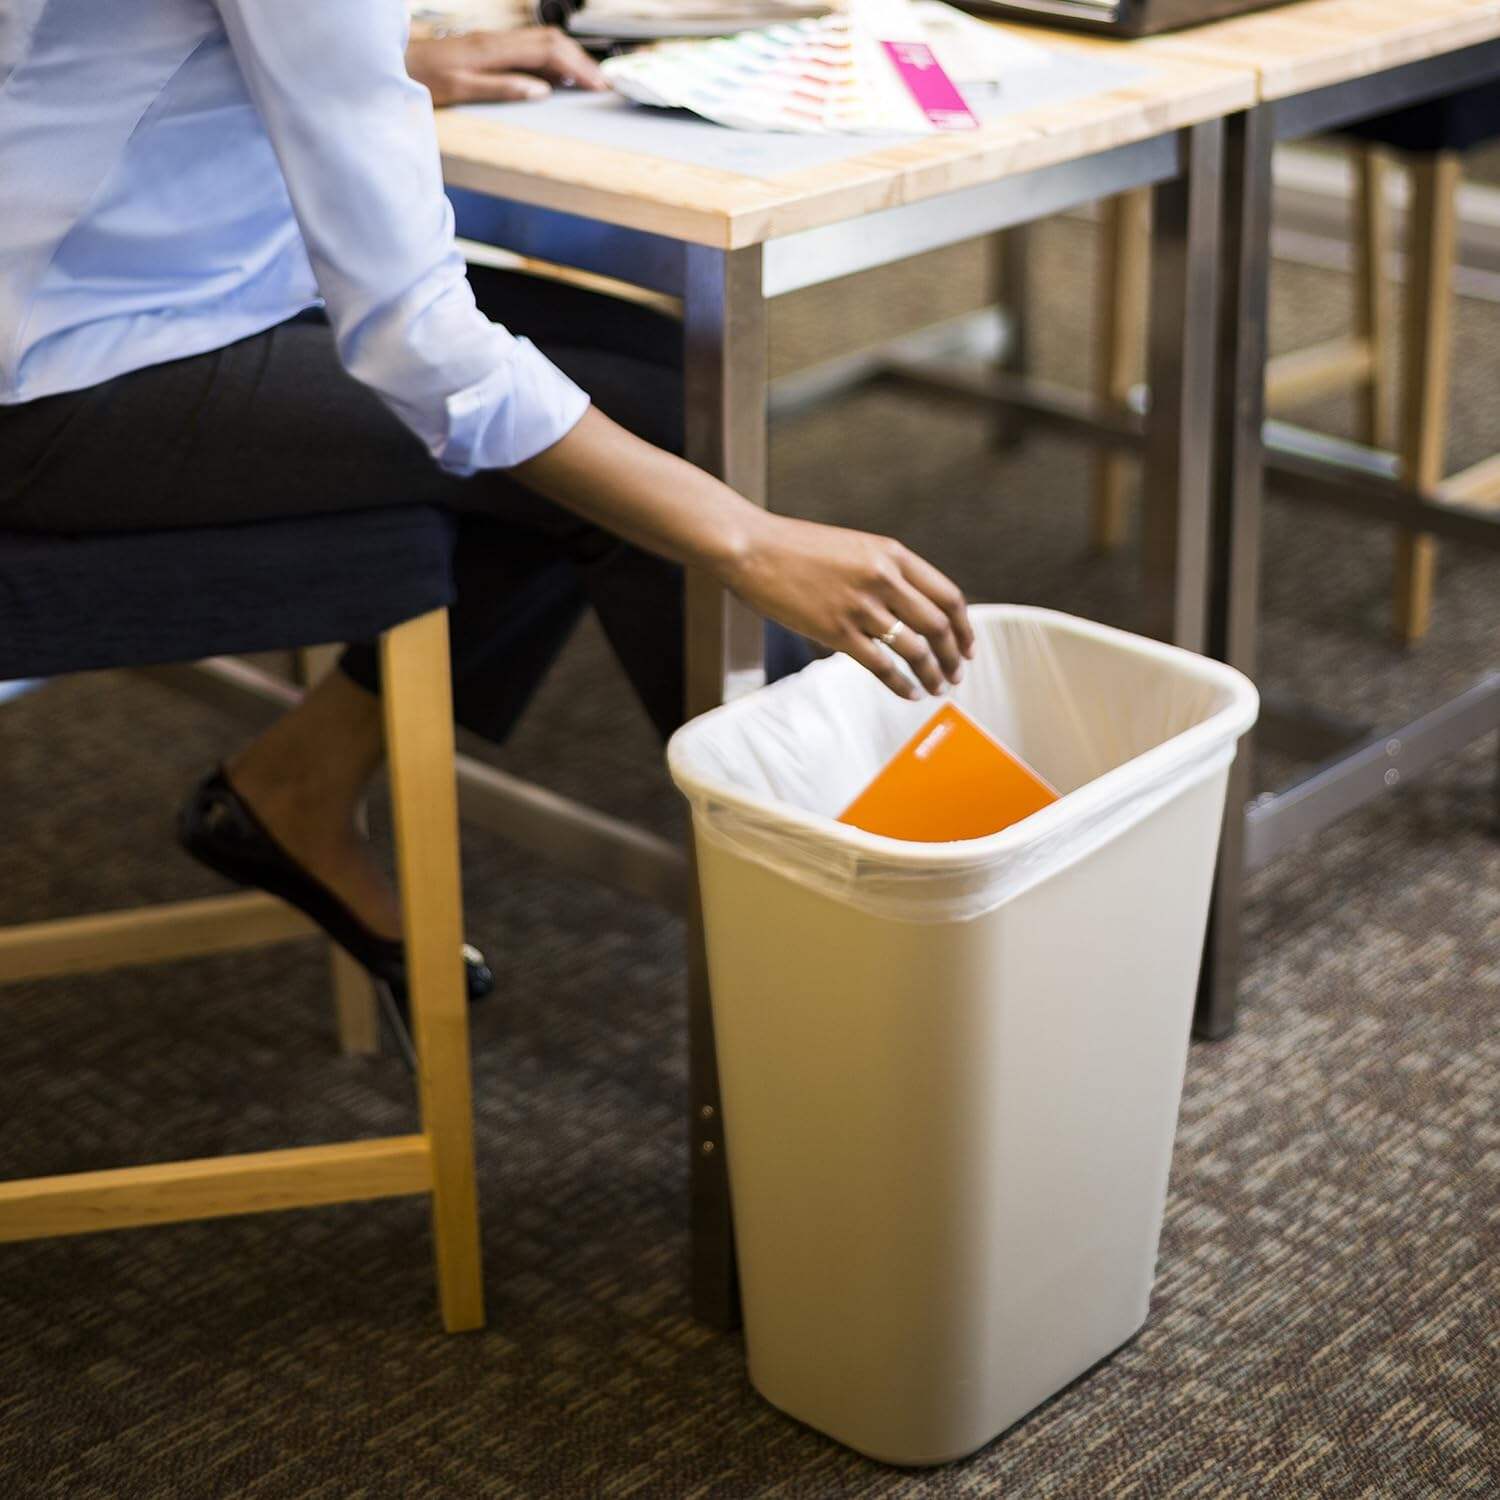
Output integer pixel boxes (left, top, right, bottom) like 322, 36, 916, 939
435, 0, 1500, 249
436, 31, 1254, 249
1143, 0, 1500, 101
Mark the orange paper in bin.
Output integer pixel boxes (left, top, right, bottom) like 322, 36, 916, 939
837, 702, 1059, 842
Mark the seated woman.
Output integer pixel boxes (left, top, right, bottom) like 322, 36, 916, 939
0, 3, 973, 1003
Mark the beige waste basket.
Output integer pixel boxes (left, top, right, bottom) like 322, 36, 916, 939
668, 607, 1258, 1465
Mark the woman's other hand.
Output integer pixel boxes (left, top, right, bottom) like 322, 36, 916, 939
406, 27, 607, 106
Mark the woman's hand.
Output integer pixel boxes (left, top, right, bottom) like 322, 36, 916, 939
405, 27, 607, 106
513, 406, 974, 701
725, 512, 974, 700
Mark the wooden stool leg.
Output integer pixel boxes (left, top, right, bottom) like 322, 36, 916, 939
1354, 147, 1394, 451
295, 646, 381, 1056
381, 609, 484, 1333
1394, 152, 1460, 644
1091, 189, 1151, 552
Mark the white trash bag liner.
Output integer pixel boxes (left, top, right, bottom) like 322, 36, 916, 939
669, 606, 1258, 923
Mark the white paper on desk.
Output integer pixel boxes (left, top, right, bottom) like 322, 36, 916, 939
600, 0, 1074, 135
910, 2, 1053, 85
457, 50, 1149, 175
603, 1, 999, 136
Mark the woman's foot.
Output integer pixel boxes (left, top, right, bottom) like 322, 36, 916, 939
221, 756, 403, 942
221, 665, 401, 942
177, 665, 493, 1005
178, 767, 495, 1004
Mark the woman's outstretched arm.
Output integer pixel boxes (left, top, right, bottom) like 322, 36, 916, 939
212, 0, 971, 697
517, 408, 974, 699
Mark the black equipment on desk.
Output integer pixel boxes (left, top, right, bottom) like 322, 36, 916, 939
951, 0, 1292, 39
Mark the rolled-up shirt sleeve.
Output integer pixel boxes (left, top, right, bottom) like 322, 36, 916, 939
212, 0, 588, 473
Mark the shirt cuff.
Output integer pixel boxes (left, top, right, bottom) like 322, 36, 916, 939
437, 337, 591, 475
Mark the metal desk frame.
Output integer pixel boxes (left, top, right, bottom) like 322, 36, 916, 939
446, 119, 1229, 1330
1200, 44, 1500, 1037
950, 41, 1500, 1041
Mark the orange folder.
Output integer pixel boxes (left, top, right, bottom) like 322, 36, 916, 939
837, 701, 1059, 843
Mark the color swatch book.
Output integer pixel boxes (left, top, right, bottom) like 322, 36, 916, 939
837, 701, 1059, 842
602, 0, 1000, 134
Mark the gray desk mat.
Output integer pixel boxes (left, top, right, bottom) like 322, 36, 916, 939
456, 52, 1150, 180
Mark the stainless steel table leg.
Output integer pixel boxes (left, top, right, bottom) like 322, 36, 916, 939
1197, 106, 1275, 1040
991, 226, 1030, 449
1141, 119, 1225, 656
1493, 727, 1500, 834
682, 243, 770, 1330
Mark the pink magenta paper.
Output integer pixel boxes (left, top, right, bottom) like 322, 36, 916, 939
879, 39, 977, 130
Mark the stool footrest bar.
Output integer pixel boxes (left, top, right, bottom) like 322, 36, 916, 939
0, 1135, 433, 1241
874, 360, 1146, 449
0, 891, 316, 985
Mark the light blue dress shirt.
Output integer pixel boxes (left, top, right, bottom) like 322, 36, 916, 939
0, 0, 589, 474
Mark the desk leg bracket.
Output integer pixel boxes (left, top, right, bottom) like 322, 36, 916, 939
1244, 674, 1500, 873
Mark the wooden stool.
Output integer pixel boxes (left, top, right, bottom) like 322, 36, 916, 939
1085, 83, 1500, 645
0, 508, 483, 1333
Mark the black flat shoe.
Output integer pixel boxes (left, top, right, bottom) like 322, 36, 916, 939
177, 768, 494, 1009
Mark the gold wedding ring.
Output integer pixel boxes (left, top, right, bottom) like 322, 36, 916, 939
877, 621, 906, 649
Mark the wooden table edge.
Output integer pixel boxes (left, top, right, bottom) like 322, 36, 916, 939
438, 55, 1257, 254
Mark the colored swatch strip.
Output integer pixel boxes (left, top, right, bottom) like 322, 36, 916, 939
603, 10, 978, 135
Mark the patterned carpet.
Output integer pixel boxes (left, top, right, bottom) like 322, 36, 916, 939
1, 219, 1497, 1498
